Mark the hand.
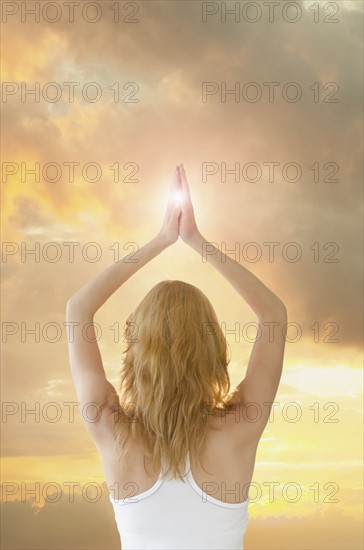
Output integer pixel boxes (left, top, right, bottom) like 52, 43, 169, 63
178, 164, 200, 244
157, 165, 182, 246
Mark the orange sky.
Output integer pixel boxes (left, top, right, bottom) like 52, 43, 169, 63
1, 1, 363, 549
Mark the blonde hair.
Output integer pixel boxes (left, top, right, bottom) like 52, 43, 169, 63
109, 280, 238, 481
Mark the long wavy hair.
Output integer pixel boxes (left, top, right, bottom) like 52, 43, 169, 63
107, 280, 238, 482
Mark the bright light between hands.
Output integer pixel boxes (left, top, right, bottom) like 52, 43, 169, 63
172, 189, 183, 205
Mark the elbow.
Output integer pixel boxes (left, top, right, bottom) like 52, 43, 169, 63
260, 299, 288, 322
269, 293, 287, 317
276, 304, 288, 326
66, 295, 93, 318
66, 297, 76, 310
65, 299, 74, 320
275, 299, 287, 318
66, 296, 81, 316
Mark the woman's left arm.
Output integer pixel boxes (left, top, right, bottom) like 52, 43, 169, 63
66, 234, 171, 316
65, 166, 182, 445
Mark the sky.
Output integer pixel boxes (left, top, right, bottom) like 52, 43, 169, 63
1, 0, 363, 548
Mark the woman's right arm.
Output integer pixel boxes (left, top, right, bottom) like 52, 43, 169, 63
178, 164, 287, 439
187, 232, 286, 320
178, 163, 286, 319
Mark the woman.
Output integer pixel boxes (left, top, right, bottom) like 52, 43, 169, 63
66, 164, 287, 550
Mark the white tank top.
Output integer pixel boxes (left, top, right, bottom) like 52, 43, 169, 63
109, 450, 250, 549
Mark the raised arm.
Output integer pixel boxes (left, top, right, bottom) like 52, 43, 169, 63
65, 166, 182, 446
178, 164, 287, 439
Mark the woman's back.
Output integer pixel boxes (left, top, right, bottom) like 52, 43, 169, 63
96, 405, 259, 549
99, 407, 258, 503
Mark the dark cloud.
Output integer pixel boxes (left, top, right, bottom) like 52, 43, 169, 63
0, 488, 120, 549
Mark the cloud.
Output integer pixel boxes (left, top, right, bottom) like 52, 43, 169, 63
3, 0, 362, 349
245, 506, 362, 549
0, 488, 120, 549
281, 364, 363, 398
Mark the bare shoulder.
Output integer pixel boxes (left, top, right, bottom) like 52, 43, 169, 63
207, 405, 262, 450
